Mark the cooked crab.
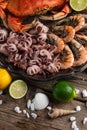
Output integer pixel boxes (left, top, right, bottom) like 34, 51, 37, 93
0, 0, 71, 32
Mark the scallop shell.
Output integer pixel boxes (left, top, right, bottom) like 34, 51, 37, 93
33, 93, 49, 110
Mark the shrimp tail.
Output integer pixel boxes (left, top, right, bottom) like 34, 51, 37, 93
48, 32, 64, 53
60, 45, 74, 69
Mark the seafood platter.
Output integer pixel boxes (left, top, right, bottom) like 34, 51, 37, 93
0, 0, 87, 82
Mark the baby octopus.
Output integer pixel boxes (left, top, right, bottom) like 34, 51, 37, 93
0, 21, 64, 75
0, 28, 8, 42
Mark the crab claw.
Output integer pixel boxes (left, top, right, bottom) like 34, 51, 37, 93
40, 3, 71, 20
7, 15, 36, 32
0, 1, 8, 28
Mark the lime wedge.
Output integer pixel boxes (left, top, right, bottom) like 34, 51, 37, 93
9, 80, 28, 99
70, 0, 87, 11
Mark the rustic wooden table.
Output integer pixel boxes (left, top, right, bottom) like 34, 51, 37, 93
0, 71, 87, 130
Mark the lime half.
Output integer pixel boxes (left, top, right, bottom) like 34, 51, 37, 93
52, 81, 77, 102
70, 0, 87, 11
9, 80, 28, 99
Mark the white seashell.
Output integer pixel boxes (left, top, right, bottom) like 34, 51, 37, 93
48, 108, 76, 118
33, 93, 49, 110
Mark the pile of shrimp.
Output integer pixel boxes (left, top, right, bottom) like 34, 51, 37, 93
0, 12, 87, 76
51, 13, 87, 67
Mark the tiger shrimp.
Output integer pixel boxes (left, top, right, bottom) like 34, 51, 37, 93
75, 34, 87, 51
69, 39, 87, 66
76, 24, 87, 36
79, 14, 87, 25
52, 25, 75, 43
54, 15, 85, 32
58, 45, 74, 69
48, 33, 64, 53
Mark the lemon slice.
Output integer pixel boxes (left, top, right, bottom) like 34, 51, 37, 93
70, 0, 87, 11
9, 80, 28, 99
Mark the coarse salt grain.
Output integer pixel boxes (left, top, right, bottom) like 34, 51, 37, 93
23, 109, 27, 114
14, 106, 22, 114
86, 102, 87, 107
0, 100, 3, 105
83, 117, 87, 125
31, 113, 37, 119
74, 127, 79, 130
0, 90, 3, 95
30, 103, 35, 111
75, 88, 80, 95
70, 116, 76, 122
26, 112, 30, 118
71, 121, 79, 130
71, 121, 77, 129
32, 98, 35, 103
27, 99, 31, 109
47, 106, 52, 111
82, 89, 87, 98
75, 106, 81, 111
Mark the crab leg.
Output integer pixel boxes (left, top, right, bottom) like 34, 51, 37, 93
40, 3, 71, 20
7, 15, 36, 32
0, 1, 8, 28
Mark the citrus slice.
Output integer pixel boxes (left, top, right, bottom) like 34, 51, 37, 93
52, 81, 77, 102
9, 80, 28, 99
70, 0, 87, 11
0, 68, 12, 90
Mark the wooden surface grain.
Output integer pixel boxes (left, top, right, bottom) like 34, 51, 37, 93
0, 71, 87, 130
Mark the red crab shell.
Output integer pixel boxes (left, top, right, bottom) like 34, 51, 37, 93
0, 0, 70, 32
7, 0, 66, 16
